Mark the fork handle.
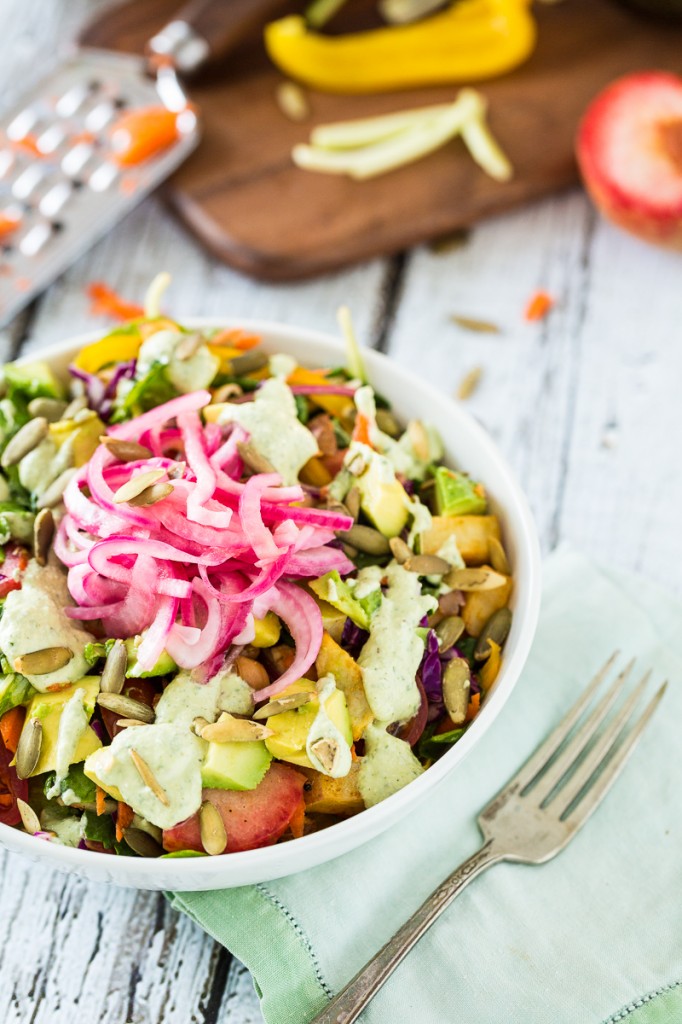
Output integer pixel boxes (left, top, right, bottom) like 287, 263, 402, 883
309, 839, 502, 1024
147, 0, 288, 76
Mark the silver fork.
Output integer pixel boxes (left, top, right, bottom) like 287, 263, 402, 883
311, 653, 666, 1024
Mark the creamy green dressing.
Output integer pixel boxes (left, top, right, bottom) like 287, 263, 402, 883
357, 562, 437, 723
306, 674, 353, 779
85, 723, 204, 829
46, 687, 88, 799
40, 805, 83, 846
435, 533, 465, 569
269, 353, 297, 379
217, 377, 318, 485
0, 561, 93, 691
358, 722, 425, 808
353, 385, 442, 481
136, 328, 220, 393
154, 668, 253, 733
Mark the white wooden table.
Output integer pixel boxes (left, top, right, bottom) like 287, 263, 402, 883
2, 3, 681, 1022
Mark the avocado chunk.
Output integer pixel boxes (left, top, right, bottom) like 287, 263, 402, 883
201, 740, 272, 791
20, 676, 102, 777
265, 681, 352, 769
434, 466, 487, 516
124, 636, 177, 678
4, 360, 66, 400
0, 503, 34, 546
355, 452, 409, 538
309, 571, 380, 631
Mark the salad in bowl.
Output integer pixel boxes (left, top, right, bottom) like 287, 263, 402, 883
0, 283, 526, 878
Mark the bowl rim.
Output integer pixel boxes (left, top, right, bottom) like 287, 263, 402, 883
0, 317, 542, 883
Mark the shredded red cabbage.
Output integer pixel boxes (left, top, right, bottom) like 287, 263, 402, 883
340, 617, 369, 658
420, 629, 443, 705
69, 360, 136, 421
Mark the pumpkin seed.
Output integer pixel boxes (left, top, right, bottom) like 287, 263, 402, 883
97, 692, 155, 723
114, 469, 167, 503
17, 797, 41, 834
27, 397, 67, 422
127, 482, 174, 507
435, 615, 465, 653
456, 366, 483, 401
253, 691, 315, 719
404, 553, 451, 575
33, 507, 54, 566
450, 315, 501, 334
61, 395, 89, 420
200, 713, 273, 743
446, 567, 507, 591
100, 639, 127, 694
14, 646, 72, 675
309, 737, 343, 774
100, 436, 153, 462
276, 80, 310, 122
442, 658, 471, 725
488, 535, 511, 576
389, 536, 411, 564
167, 461, 186, 480
130, 750, 169, 805
1, 417, 49, 468
337, 524, 390, 557
237, 441, 276, 475
15, 718, 42, 779
175, 331, 204, 361
200, 799, 227, 856
116, 718, 149, 728
123, 826, 164, 857
191, 716, 211, 737
213, 383, 243, 403
326, 498, 351, 519
230, 350, 268, 376
375, 409, 401, 437
344, 486, 361, 521
475, 607, 512, 661
37, 468, 78, 509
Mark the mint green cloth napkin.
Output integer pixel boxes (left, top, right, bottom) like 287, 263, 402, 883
170, 548, 682, 1024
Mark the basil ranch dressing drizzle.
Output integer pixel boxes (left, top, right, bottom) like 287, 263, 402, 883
0, 561, 93, 690
358, 722, 425, 808
154, 668, 253, 732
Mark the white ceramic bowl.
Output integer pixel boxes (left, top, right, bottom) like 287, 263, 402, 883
0, 319, 541, 889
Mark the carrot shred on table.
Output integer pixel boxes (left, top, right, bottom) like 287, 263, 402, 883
524, 289, 555, 322
116, 801, 134, 842
289, 799, 306, 839
95, 786, 107, 817
110, 106, 180, 167
0, 706, 25, 754
464, 692, 481, 723
87, 282, 144, 321
210, 328, 261, 351
0, 213, 21, 239
15, 134, 42, 158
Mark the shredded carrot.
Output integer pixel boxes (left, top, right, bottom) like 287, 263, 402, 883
115, 801, 134, 842
110, 106, 180, 167
350, 743, 357, 761
0, 706, 25, 754
210, 328, 261, 351
289, 798, 306, 839
87, 282, 144, 322
352, 411, 372, 446
464, 692, 481, 723
524, 289, 555, 322
0, 213, 21, 239
95, 786, 107, 817
15, 134, 42, 158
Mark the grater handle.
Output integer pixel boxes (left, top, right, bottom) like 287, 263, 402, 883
147, 0, 289, 76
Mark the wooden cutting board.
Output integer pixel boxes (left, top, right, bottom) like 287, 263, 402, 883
81, 0, 682, 281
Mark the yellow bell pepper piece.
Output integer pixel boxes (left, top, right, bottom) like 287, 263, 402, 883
73, 331, 143, 374
286, 366, 352, 417
264, 0, 536, 95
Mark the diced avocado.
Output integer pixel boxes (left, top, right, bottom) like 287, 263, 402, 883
124, 635, 177, 678
309, 570, 380, 631
49, 411, 105, 467
4, 360, 66, 400
265, 681, 352, 769
0, 673, 35, 716
356, 457, 409, 538
0, 503, 34, 546
20, 676, 102, 777
200, 740, 272, 791
251, 612, 281, 648
434, 466, 487, 516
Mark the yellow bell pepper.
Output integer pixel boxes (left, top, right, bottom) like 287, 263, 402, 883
264, 0, 536, 95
